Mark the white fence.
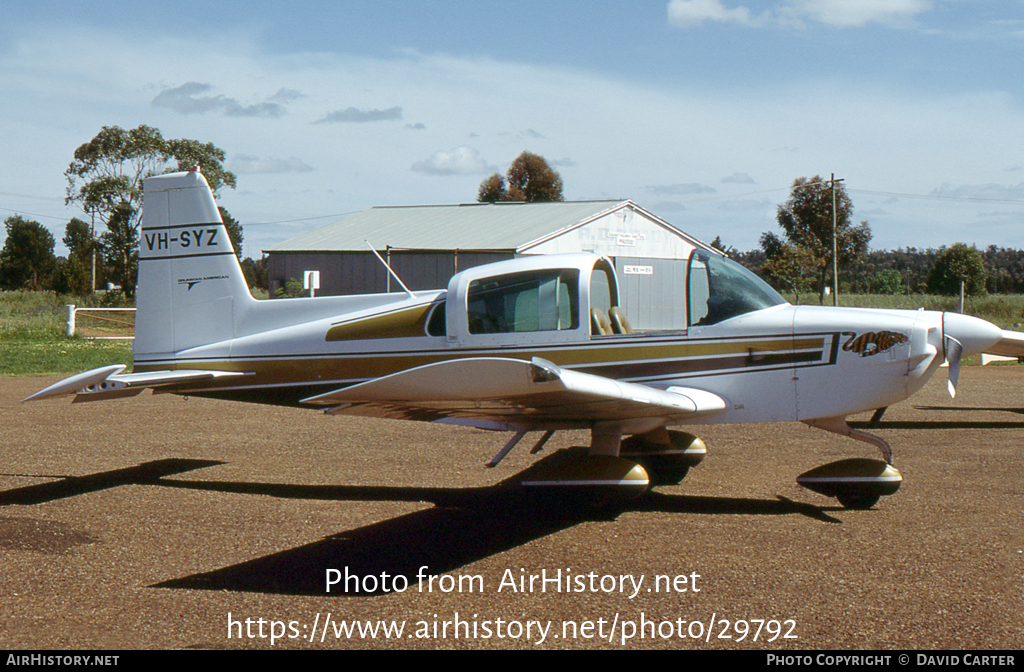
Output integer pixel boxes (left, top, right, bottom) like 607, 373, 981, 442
66, 305, 136, 340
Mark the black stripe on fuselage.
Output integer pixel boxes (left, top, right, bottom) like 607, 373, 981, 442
146, 332, 842, 408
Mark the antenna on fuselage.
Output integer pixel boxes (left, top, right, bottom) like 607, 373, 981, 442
366, 241, 416, 300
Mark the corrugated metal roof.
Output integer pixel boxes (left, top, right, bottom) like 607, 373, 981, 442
265, 200, 632, 252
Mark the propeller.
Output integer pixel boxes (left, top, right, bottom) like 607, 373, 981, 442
940, 311, 1002, 399
944, 335, 963, 398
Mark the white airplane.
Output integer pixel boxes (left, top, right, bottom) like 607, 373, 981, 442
26, 168, 1024, 508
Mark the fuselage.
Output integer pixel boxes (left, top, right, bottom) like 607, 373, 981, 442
134, 288, 960, 426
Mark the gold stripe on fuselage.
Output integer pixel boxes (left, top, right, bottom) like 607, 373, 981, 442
133, 334, 831, 396
325, 303, 435, 342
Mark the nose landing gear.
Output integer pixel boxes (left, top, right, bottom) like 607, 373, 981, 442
796, 458, 903, 509
800, 417, 903, 509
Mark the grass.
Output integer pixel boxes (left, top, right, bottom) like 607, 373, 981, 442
0, 291, 133, 376
4, 290, 1024, 377
787, 293, 1024, 329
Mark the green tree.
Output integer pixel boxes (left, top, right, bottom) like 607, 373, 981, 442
63, 217, 94, 262
54, 217, 96, 295
101, 203, 138, 294
710, 236, 738, 259
64, 124, 237, 296
477, 151, 564, 203
0, 215, 57, 290
240, 256, 268, 292
758, 231, 815, 303
219, 207, 244, 260
871, 269, 904, 295
477, 173, 506, 203
927, 243, 987, 296
773, 176, 871, 303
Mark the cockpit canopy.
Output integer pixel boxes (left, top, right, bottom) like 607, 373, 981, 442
444, 250, 785, 345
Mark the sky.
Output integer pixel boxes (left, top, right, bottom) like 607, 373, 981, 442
1, 0, 1023, 259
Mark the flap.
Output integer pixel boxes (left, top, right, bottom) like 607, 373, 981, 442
301, 357, 726, 429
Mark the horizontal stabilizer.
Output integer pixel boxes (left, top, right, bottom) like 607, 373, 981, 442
24, 366, 248, 402
983, 329, 1024, 359
301, 357, 726, 429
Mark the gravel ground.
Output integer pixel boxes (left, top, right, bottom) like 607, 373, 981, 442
1, 367, 1022, 650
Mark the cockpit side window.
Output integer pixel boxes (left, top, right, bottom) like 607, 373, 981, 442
426, 300, 446, 337
687, 250, 787, 326
467, 269, 580, 334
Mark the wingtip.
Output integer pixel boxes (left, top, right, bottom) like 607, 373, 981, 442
22, 364, 127, 402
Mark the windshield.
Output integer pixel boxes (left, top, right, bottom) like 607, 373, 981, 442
688, 250, 787, 326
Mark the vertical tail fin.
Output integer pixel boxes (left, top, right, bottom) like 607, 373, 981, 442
135, 168, 254, 359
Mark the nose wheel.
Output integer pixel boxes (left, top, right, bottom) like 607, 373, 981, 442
836, 493, 880, 510
797, 458, 902, 509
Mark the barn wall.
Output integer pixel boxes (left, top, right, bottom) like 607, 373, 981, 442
612, 256, 689, 330
524, 207, 698, 260
267, 251, 512, 297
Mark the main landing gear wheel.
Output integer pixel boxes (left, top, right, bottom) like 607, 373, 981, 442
620, 430, 707, 487
516, 454, 651, 503
835, 493, 881, 510
796, 458, 902, 509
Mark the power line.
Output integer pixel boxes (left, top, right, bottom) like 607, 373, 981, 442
241, 210, 362, 225
682, 184, 1024, 206
0, 191, 64, 203
849, 188, 1024, 205
0, 205, 72, 222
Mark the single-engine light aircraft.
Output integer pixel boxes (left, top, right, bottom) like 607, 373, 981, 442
26, 169, 1024, 508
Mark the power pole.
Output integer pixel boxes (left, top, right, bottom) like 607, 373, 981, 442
830, 174, 844, 307
90, 211, 96, 293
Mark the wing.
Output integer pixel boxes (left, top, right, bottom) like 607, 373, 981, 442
983, 329, 1024, 359
301, 357, 727, 431
23, 365, 249, 403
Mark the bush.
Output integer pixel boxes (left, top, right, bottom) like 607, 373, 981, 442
927, 243, 987, 296
872, 269, 903, 294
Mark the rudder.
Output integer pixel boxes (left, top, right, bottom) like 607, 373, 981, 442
135, 168, 254, 359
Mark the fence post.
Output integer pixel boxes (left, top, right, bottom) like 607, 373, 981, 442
66, 304, 76, 337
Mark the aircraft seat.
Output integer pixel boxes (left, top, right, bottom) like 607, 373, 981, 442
608, 306, 633, 334
591, 307, 612, 335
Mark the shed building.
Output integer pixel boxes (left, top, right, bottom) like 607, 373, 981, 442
264, 200, 713, 329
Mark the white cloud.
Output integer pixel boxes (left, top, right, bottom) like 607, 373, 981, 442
667, 0, 758, 28
2, 26, 1023, 254
314, 106, 403, 124
268, 88, 305, 103
721, 172, 755, 184
668, 0, 932, 29
152, 82, 287, 117
411, 147, 495, 176
930, 183, 1024, 202
648, 183, 717, 195
783, 0, 932, 28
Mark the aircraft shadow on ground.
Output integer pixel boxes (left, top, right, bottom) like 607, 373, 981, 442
0, 453, 837, 597
0, 459, 224, 505
150, 449, 838, 597
851, 405, 1024, 431
151, 484, 838, 597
